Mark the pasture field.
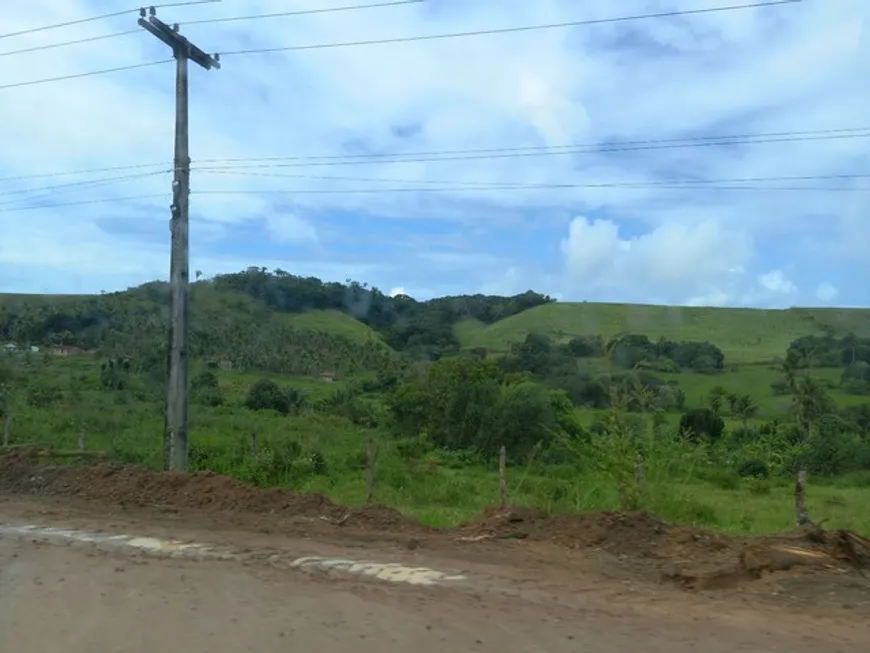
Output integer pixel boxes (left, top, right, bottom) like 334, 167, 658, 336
455, 303, 870, 363
5, 355, 868, 536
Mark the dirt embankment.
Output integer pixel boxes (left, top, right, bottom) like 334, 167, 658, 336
1, 449, 868, 593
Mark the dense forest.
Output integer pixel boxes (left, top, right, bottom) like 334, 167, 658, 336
0, 267, 553, 363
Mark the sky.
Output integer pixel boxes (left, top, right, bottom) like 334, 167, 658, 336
0, 0, 868, 308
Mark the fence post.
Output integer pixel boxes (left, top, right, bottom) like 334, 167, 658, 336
251, 432, 259, 461
635, 452, 645, 489
3, 413, 11, 447
365, 438, 379, 505
795, 469, 810, 525
499, 445, 508, 509
78, 421, 86, 452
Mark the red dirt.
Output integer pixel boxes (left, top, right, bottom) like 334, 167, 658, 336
0, 449, 421, 533
1, 450, 867, 592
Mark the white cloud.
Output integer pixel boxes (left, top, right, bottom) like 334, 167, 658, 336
388, 286, 406, 297
816, 282, 838, 302
0, 0, 867, 305
759, 269, 797, 295
559, 216, 750, 304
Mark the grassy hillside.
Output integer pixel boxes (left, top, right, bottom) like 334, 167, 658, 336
278, 309, 384, 344
456, 303, 870, 364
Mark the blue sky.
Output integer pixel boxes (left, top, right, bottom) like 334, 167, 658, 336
0, 0, 868, 307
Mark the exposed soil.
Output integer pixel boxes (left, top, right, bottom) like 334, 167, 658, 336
6, 538, 869, 652
1, 449, 868, 601
0, 449, 422, 533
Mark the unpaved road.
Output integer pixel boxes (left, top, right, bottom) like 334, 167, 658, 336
1, 496, 868, 652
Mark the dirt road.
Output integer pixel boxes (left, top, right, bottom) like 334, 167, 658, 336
0, 496, 867, 652
0, 455, 868, 651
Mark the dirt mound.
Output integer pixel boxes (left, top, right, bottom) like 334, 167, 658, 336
0, 449, 421, 533
1, 451, 867, 594
459, 506, 870, 592
460, 506, 735, 560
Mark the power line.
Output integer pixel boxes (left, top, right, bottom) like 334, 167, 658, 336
188, 172, 870, 194
193, 128, 870, 167
0, 170, 172, 206
0, 30, 141, 58
0, 0, 423, 59
195, 134, 870, 169
195, 168, 870, 191
0, 59, 172, 90
220, 0, 801, 56
0, 1, 219, 40
198, 169, 543, 188
0, 2, 804, 90
0, 162, 170, 184
183, 0, 423, 26
0, 194, 168, 213
195, 184, 869, 194
0, 173, 863, 214
4, 126, 867, 184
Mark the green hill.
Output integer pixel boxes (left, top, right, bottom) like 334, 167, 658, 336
456, 303, 870, 364
279, 309, 384, 344
2, 267, 868, 368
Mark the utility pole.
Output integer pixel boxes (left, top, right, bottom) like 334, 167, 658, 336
138, 7, 220, 472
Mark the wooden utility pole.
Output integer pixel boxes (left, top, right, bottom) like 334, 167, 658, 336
138, 7, 220, 471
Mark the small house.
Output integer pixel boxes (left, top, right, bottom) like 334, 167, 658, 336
52, 345, 87, 357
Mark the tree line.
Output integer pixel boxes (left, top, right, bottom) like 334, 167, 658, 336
0, 267, 553, 361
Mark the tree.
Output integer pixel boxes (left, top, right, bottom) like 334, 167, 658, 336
192, 370, 223, 407
245, 378, 291, 415
707, 385, 728, 414
485, 381, 557, 461
679, 408, 725, 443
792, 375, 836, 437
731, 393, 758, 427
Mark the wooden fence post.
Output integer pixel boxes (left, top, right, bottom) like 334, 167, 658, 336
2, 413, 11, 447
251, 432, 259, 461
78, 422, 86, 452
635, 452, 645, 489
795, 470, 810, 526
499, 445, 508, 509
365, 438, 379, 505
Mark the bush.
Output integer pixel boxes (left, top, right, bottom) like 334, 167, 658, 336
738, 458, 769, 479
679, 408, 725, 442
192, 370, 223, 406
245, 378, 290, 414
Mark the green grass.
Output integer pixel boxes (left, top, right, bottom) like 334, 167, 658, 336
5, 357, 869, 537
457, 303, 870, 364
277, 309, 385, 344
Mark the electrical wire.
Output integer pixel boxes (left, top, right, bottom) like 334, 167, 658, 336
3, 127, 867, 184
0, 59, 172, 90
0, 194, 169, 213
0, 0, 423, 59
0, 1, 802, 89
0, 30, 141, 58
0, 1, 219, 40
0, 173, 863, 214
182, 0, 423, 26
187, 172, 870, 195
0, 162, 170, 184
0, 170, 172, 207
193, 128, 870, 168
220, 0, 801, 56
195, 136, 870, 170
197, 169, 544, 188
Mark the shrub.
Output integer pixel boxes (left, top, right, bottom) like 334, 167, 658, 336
679, 408, 725, 442
738, 458, 769, 479
245, 378, 290, 414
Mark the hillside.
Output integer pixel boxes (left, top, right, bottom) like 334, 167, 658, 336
456, 303, 870, 364
2, 268, 869, 369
